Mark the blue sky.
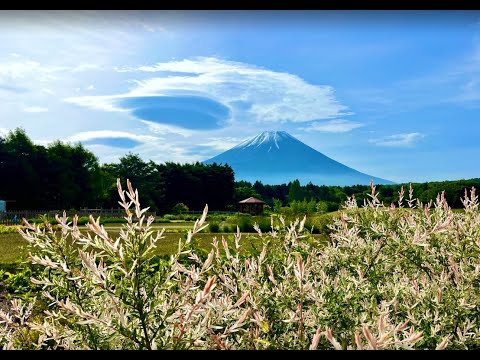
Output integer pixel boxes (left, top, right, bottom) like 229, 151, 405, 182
1, 10, 480, 183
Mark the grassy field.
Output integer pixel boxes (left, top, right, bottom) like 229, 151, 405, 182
0, 211, 336, 271
0, 222, 194, 266
0, 233, 29, 265
0, 228, 278, 270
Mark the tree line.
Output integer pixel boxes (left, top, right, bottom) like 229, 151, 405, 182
1, 128, 479, 213
0, 129, 234, 213
236, 177, 480, 211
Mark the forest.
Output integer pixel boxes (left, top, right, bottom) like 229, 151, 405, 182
1, 128, 479, 213
0, 128, 234, 213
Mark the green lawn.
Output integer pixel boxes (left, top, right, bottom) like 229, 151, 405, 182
0, 233, 29, 265
0, 214, 332, 271
0, 229, 270, 270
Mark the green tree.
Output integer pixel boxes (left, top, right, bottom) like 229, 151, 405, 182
307, 199, 317, 214
234, 186, 261, 203
172, 203, 189, 214
287, 179, 305, 203
0, 128, 103, 210
272, 198, 283, 214
109, 153, 162, 211
316, 201, 328, 214
152, 162, 235, 213
0, 128, 41, 209
46, 141, 103, 209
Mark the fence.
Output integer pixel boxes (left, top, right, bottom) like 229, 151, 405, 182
0, 209, 237, 225
0, 209, 157, 225
184, 210, 235, 215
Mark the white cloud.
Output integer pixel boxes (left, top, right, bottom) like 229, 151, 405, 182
67, 130, 160, 143
0, 128, 9, 137
23, 107, 48, 113
300, 119, 364, 133
0, 59, 40, 79
134, 140, 199, 164
125, 57, 244, 74
32, 139, 53, 146
68, 56, 351, 126
137, 22, 167, 33
41, 88, 55, 95
140, 120, 195, 138
66, 94, 128, 112
86, 84, 95, 91
369, 132, 424, 147
73, 64, 100, 73
0, 57, 67, 83
84, 137, 200, 165
199, 136, 248, 151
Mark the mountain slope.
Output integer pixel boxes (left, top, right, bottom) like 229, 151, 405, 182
203, 131, 393, 186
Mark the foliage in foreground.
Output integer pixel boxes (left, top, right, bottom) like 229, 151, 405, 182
0, 225, 22, 234
1, 180, 480, 349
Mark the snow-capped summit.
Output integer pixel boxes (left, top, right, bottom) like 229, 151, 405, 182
233, 131, 294, 151
203, 131, 393, 186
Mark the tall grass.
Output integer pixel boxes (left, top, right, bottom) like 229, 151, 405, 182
1, 180, 480, 349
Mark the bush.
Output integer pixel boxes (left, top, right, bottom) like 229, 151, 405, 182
0, 267, 37, 298
238, 217, 253, 233
172, 203, 189, 215
0, 225, 22, 234
209, 222, 220, 233
263, 204, 272, 215
2, 180, 480, 349
0, 223, 62, 233
227, 213, 255, 233
154, 218, 171, 224
76, 216, 90, 226
221, 224, 233, 233
306, 212, 339, 235
208, 214, 227, 222
256, 218, 271, 233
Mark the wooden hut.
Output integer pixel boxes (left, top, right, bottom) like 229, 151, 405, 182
238, 197, 265, 215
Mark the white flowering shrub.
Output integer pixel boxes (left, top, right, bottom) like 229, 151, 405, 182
1, 179, 479, 349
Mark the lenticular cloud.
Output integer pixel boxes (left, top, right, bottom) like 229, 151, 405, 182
66, 57, 352, 128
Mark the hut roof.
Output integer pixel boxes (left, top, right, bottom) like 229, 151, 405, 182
238, 197, 265, 204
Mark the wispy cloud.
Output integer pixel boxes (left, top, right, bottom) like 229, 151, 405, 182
0, 56, 66, 83
369, 132, 424, 147
300, 119, 364, 133
85, 137, 202, 165
73, 64, 100, 73
66, 94, 128, 112
124, 57, 243, 74
140, 120, 195, 138
0, 83, 28, 93
41, 88, 55, 95
67, 57, 351, 128
23, 107, 48, 113
199, 136, 247, 151
67, 130, 160, 143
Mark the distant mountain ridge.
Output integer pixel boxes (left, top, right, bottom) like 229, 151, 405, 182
203, 131, 393, 186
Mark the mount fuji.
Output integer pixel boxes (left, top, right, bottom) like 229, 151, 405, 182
203, 131, 393, 186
